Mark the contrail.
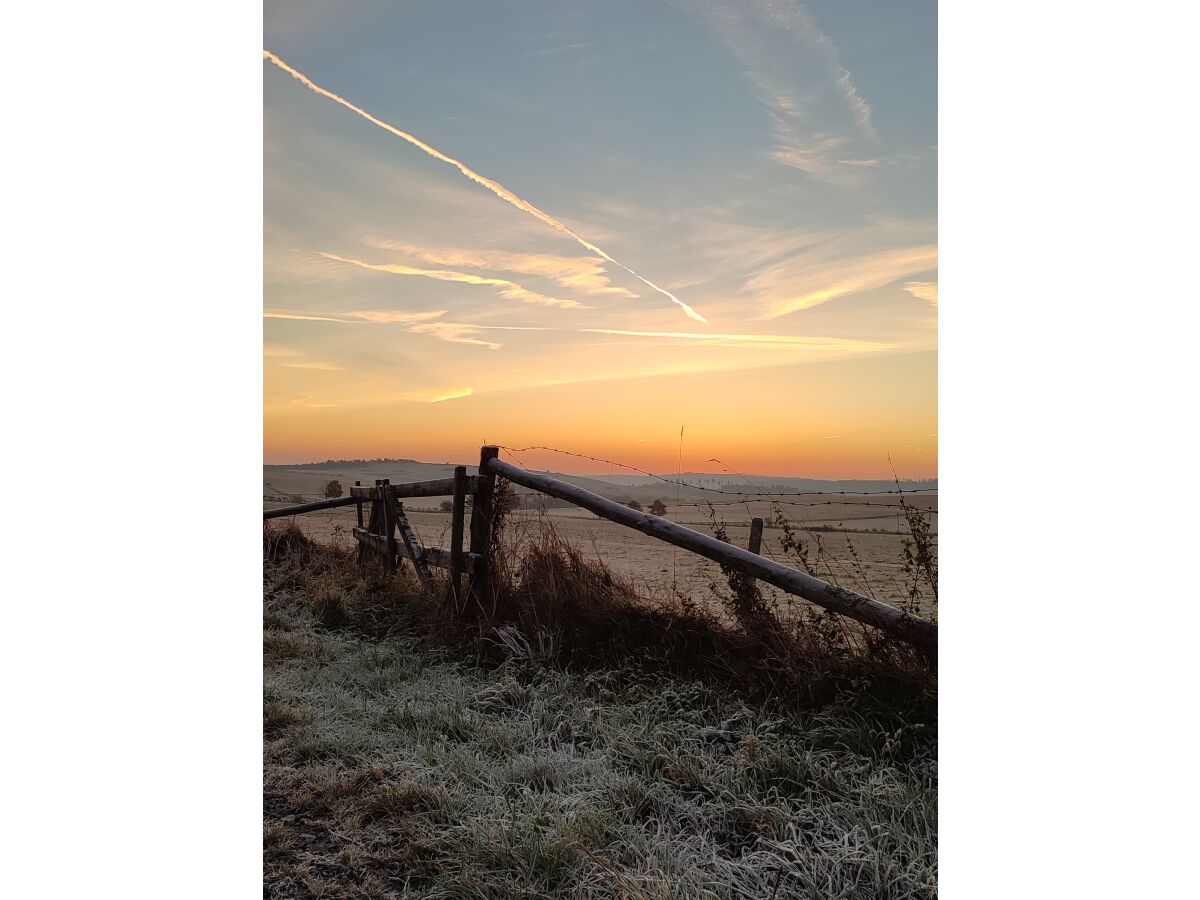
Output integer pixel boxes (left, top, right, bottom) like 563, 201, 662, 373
264, 49, 707, 323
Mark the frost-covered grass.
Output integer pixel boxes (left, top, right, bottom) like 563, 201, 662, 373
264, 584, 937, 899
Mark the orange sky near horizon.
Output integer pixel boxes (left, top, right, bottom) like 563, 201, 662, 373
264, 349, 937, 479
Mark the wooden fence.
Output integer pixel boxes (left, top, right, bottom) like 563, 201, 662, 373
263, 445, 937, 652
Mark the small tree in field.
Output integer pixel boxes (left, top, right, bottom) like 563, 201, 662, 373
440, 500, 453, 512
649, 498, 667, 516
626, 500, 643, 512
324, 480, 343, 498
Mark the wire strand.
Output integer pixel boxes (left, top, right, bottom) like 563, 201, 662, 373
495, 444, 936, 496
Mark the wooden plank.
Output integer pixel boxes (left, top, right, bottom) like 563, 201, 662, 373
393, 476, 479, 498
353, 527, 421, 562
394, 502, 435, 591
263, 496, 359, 519
448, 466, 468, 608
355, 481, 363, 528
484, 456, 937, 653
423, 547, 480, 575
353, 527, 387, 555
350, 476, 479, 501
467, 446, 500, 614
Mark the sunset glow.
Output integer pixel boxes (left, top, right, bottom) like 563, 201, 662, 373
264, 0, 936, 478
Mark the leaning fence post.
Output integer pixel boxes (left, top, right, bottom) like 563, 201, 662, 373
468, 446, 499, 615
449, 465, 468, 611
354, 481, 363, 529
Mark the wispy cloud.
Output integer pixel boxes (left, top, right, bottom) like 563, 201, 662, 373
672, 0, 877, 180
752, 244, 939, 318
768, 130, 851, 180
263, 306, 506, 349
320, 252, 585, 309
903, 281, 938, 307
265, 308, 447, 324
282, 361, 344, 371
582, 328, 887, 352
342, 309, 449, 324
263, 49, 707, 322
754, 0, 877, 140
409, 323, 504, 350
264, 310, 368, 324
427, 387, 474, 402
415, 322, 889, 355
388, 321, 887, 355
364, 240, 639, 298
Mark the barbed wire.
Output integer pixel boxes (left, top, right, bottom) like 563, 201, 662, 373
496, 444, 937, 497
668, 498, 936, 513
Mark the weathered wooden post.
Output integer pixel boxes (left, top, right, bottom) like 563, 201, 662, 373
745, 516, 764, 594
449, 465, 468, 611
359, 479, 382, 567
467, 446, 499, 615
355, 481, 363, 529
381, 479, 397, 574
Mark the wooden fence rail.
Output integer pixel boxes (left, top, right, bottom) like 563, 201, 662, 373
350, 476, 479, 500
262, 446, 937, 652
263, 496, 359, 519
481, 451, 937, 652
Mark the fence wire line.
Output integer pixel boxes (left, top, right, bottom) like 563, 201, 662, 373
266, 495, 936, 516
670, 498, 936, 512
495, 444, 936, 497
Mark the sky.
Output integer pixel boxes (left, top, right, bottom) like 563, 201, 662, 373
264, 0, 936, 478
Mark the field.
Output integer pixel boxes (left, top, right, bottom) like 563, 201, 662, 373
264, 499, 937, 619
264, 552, 938, 899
